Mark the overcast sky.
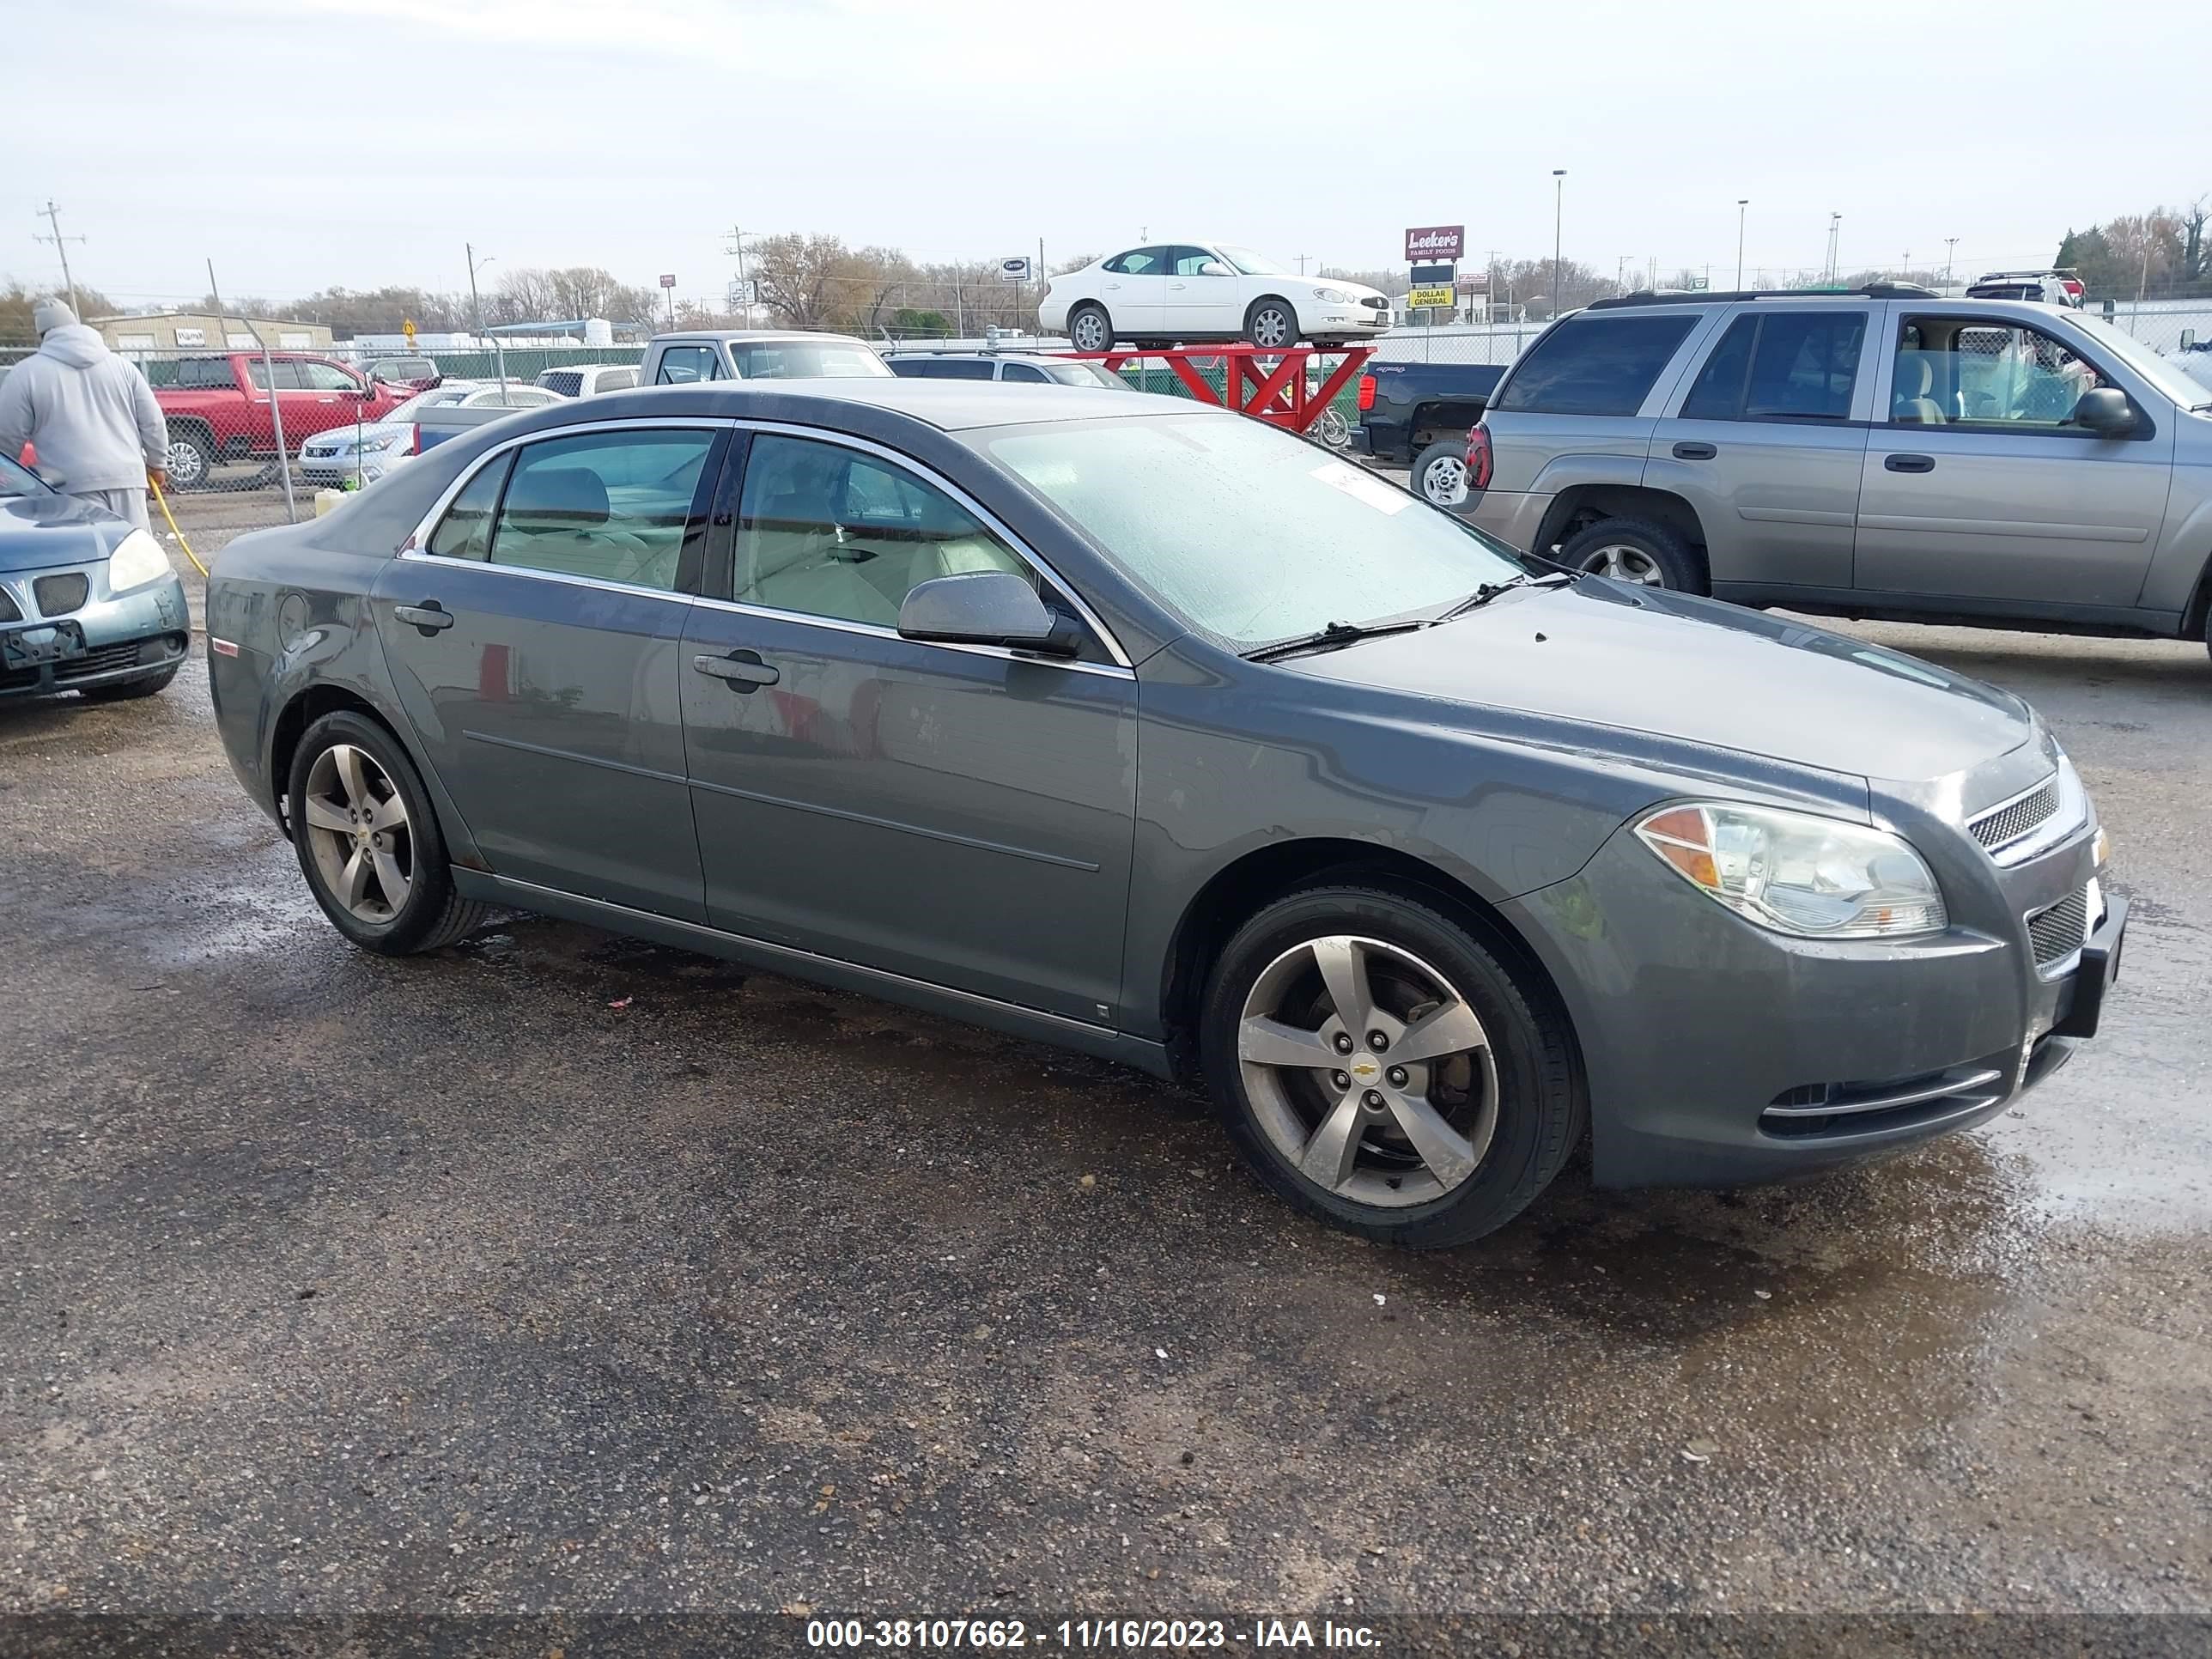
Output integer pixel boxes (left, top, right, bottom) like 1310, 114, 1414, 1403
12, 0, 2210, 315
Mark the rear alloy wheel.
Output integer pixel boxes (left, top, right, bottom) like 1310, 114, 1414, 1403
1245, 298, 1297, 350
1557, 517, 1703, 592
287, 710, 493, 955
1067, 303, 1113, 354
1413, 440, 1471, 507
1200, 885, 1582, 1247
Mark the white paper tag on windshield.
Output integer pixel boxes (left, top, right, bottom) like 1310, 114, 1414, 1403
1310, 459, 1412, 515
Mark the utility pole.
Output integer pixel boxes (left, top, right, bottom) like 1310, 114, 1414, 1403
723, 226, 754, 320
1943, 236, 1959, 291
1735, 199, 1748, 290
1296, 253, 1312, 275
1825, 213, 1841, 284
34, 200, 85, 315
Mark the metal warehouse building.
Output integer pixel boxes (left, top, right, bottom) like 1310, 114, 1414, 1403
92, 312, 335, 351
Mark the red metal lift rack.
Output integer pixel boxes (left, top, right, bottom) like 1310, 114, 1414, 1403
1055, 343, 1374, 434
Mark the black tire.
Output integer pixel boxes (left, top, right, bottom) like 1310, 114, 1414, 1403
76, 663, 179, 702
1199, 884, 1583, 1249
1413, 440, 1472, 508
1556, 517, 1704, 592
286, 709, 494, 956
1244, 296, 1298, 350
1067, 303, 1113, 354
164, 426, 216, 492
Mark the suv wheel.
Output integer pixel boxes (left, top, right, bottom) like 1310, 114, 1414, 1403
1559, 518, 1703, 591
1413, 440, 1470, 507
1199, 884, 1583, 1248
287, 710, 493, 956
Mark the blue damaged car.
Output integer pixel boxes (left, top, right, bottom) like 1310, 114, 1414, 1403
0, 455, 191, 702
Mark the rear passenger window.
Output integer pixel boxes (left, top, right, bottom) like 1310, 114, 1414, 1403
1493, 314, 1698, 416
1002, 362, 1049, 383
482, 428, 717, 592
425, 456, 509, 562
1680, 312, 1864, 421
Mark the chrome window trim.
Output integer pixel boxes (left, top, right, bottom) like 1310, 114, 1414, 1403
394, 544, 695, 605
689, 593, 1133, 681
400, 414, 1135, 670
726, 418, 1135, 669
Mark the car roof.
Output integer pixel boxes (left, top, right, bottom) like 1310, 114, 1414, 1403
471, 377, 1194, 438
888, 350, 1078, 364
651, 330, 874, 346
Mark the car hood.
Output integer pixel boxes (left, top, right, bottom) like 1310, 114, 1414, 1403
307, 422, 410, 449
1285, 580, 2034, 784
0, 491, 130, 572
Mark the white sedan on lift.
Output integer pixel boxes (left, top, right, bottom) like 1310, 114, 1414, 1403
1040, 241, 1394, 353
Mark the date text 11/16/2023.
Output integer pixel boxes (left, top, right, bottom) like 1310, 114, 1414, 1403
805, 1617, 1381, 1649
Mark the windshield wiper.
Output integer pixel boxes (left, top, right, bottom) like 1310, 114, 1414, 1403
1242, 617, 1431, 663
1435, 569, 1576, 622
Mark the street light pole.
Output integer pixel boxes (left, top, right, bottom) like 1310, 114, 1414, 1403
1943, 236, 1959, 291
466, 242, 509, 402
1552, 169, 1566, 314
1735, 199, 1748, 290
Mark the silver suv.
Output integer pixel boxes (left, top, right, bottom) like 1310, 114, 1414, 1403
1464, 286, 2212, 659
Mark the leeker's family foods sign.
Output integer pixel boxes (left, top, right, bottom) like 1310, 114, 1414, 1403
1404, 225, 1464, 261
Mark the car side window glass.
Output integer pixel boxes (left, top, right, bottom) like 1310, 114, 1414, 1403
246, 359, 308, 391
732, 435, 1030, 629
1105, 247, 1167, 277
1493, 314, 1698, 416
654, 344, 720, 385
301, 362, 362, 392
1167, 247, 1217, 277
1892, 319, 2108, 428
1001, 362, 1049, 382
425, 456, 510, 562
602, 368, 637, 390
483, 428, 715, 592
1680, 317, 1757, 419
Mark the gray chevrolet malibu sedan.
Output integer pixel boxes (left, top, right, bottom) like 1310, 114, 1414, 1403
206, 381, 2124, 1246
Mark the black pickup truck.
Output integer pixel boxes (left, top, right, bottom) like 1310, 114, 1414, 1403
1355, 360, 1505, 503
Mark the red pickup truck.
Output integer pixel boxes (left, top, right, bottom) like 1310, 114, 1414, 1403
157, 353, 413, 489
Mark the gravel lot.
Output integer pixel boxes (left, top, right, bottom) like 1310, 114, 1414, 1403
3, 492, 2208, 1646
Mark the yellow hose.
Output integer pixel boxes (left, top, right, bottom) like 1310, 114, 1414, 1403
147, 476, 210, 578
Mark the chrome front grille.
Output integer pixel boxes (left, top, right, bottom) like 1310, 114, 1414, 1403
2028, 886, 2091, 967
1970, 778, 2060, 850
1762, 1060, 2009, 1139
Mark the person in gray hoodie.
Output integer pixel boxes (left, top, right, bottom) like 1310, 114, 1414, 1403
0, 299, 168, 532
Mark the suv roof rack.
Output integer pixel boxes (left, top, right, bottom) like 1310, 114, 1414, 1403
1584, 283, 1937, 310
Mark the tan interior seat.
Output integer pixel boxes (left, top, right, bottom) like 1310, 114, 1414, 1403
1893, 353, 1947, 426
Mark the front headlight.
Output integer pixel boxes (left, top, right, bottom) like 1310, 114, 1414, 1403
106, 527, 173, 592
1312, 286, 1351, 303
1634, 802, 1947, 939
358, 432, 405, 454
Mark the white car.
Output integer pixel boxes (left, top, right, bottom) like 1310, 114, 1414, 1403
534, 362, 642, 398
1040, 242, 1393, 352
297, 381, 559, 485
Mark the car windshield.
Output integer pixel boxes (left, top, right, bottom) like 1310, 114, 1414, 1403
732, 342, 889, 380
0, 453, 50, 495
387, 386, 476, 420
1216, 245, 1291, 276
1045, 362, 1129, 389
2069, 313, 2212, 408
981, 413, 1529, 648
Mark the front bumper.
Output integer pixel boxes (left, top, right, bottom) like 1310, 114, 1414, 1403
1310, 308, 1393, 337
1500, 813, 2122, 1188
0, 563, 191, 699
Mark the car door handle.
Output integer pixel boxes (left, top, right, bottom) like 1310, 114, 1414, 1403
393, 602, 454, 634
1885, 453, 1936, 473
692, 650, 780, 690
1169, 283, 1186, 290
1671, 441, 1717, 460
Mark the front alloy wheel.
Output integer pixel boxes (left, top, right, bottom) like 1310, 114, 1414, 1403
1238, 934, 1498, 1207
1200, 884, 1583, 1247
